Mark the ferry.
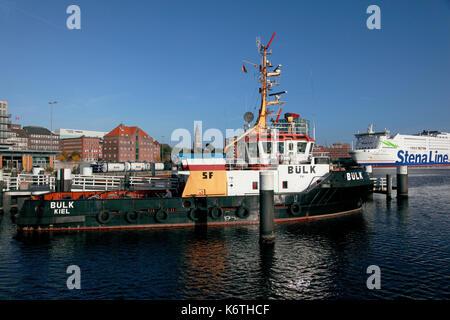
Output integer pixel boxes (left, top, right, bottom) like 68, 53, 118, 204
15, 33, 374, 232
350, 124, 450, 167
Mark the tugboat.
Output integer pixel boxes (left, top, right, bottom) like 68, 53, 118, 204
16, 33, 373, 232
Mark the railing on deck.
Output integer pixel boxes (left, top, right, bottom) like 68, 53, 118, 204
371, 177, 387, 191
1, 173, 178, 192
69, 175, 178, 191
1, 174, 55, 191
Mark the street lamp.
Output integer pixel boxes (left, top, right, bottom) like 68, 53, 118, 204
160, 136, 165, 162
48, 101, 57, 132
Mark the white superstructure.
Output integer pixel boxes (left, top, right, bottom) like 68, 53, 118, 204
350, 124, 450, 167
179, 156, 331, 197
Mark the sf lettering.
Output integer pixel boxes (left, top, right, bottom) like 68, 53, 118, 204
202, 172, 214, 179
66, 265, 81, 290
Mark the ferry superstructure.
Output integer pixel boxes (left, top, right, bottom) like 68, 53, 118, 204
350, 124, 450, 167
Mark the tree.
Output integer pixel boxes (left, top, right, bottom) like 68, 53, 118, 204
57, 151, 69, 162
160, 144, 172, 162
70, 151, 81, 161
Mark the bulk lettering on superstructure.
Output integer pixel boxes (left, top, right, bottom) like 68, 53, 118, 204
396, 150, 449, 165
287, 166, 316, 174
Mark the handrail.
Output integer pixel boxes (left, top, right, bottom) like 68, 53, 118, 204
2, 173, 177, 192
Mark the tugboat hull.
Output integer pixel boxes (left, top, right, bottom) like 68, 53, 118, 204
16, 170, 373, 232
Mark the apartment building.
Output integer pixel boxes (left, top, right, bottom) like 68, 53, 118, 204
103, 124, 160, 162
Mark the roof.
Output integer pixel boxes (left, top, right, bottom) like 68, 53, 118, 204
105, 124, 150, 138
23, 126, 56, 136
60, 135, 102, 143
10, 127, 27, 138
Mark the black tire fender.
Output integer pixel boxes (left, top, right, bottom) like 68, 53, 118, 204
188, 207, 200, 221
97, 211, 112, 224
125, 211, 139, 223
289, 202, 301, 216
236, 206, 249, 219
154, 209, 168, 223
209, 206, 223, 220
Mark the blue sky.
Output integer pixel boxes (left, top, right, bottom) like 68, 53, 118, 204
0, 0, 449, 146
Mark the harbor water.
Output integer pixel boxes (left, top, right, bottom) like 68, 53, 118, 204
0, 169, 448, 299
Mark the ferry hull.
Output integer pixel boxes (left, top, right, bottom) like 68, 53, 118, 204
350, 127, 450, 168
16, 170, 373, 232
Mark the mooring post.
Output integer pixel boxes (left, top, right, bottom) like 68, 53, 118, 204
365, 165, 373, 177
386, 174, 392, 200
397, 165, 408, 198
151, 162, 156, 177
56, 169, 61, 193
260, 171, 275, 244
63, 168, 72, 192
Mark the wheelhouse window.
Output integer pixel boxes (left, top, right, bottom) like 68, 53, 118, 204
288, 142, 294, 151
261, 141, 272, 154
248, 141, 258, 157
278, 142, 284, 154
297, 142, 307, 153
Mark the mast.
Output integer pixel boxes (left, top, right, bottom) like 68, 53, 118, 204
255, 45, 269, 129
224, 32, 285, 153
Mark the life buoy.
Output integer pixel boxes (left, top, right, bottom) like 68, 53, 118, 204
209, 206, 223, 220
236, 206, 249, 219
154, 209, 168, 223
289, 203, 301, 216
97, 211, 112, 224
125, 211, 139, 223
188, 208, 200, 221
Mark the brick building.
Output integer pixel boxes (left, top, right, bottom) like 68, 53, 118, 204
312, 143, 351, 161
23, 126, 60, 152
60, 136, 103, 162
7, 124, 28, 150
103, 124, 160, 162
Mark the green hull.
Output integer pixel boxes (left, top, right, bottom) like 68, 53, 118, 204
16, 170, 373, 232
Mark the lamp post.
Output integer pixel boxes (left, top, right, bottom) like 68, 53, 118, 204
160, 135, 165, 162
48, 101, 57, 132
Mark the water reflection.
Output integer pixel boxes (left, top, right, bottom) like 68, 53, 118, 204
258, 242, 276, 299
179, 229, 229, 299
2, 170, 449, 299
